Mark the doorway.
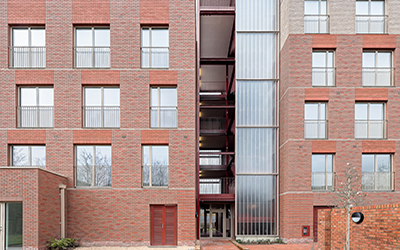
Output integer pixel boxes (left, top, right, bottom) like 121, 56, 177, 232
0, 203, 23, 250
150, 205, 177, 246
200, 203, 233, 238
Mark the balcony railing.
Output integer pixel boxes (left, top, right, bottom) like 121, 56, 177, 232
150, 106, 177, 128
200, 0, 235, 10
304, 15, 330, 34
142, 165, 169, 187
200, 117, 226, 132
74, 46, 110, 68
312, 172, 335, 191
362, 68, 394, 86
141, 47, 169, 68
18, 106, 54, 128
199, 154, 230, 166
355, 120, 387, 139
305, 120, 327, 139
199, 177, 235, 194
75, 165, 112, 187
312, 67, 335, 86
362, 172, 394, 191
356, 15, 388, 34
83, 106, 120, 128
10, 46, 46, 68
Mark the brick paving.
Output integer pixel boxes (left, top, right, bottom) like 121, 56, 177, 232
200, 239, 239, 250
246, 243, 314, 250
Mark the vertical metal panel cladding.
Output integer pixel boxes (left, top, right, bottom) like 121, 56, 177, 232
236, 0, 278, 31
237, 175, 277, 235
236, 33, 278, 79
236, 128, 277, 174
237, 81, 277, 126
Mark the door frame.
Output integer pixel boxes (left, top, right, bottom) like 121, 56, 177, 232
200, 203, 234, 239
150, 205, 177, 246
0, 203, 4, 250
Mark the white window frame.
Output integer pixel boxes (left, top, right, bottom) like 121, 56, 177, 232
304, 102, 327, 139
11, 145, 46, 168
312, 50, 335, 86
355, 102, 386, 139
362, 154, 393, 191
150, 87, 177, 128
142, 145, 169, 187
355, 0, 386, 34
362, 50, 393, 86
304, 0, 329, 34
312, 154, 334, 191
141, 27, 169, 68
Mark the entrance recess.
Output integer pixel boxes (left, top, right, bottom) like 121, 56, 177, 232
200, 204, 233, 238
0, 203, 23, 250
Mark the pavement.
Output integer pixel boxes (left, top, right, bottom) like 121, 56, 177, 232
199, 239, 314, 250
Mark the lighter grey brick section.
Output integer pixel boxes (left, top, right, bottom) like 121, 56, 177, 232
281, 0, 304, 48
387, 0, 400, 34
330, 0, 356, 34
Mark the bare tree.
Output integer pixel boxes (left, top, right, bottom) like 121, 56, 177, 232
12, 147, 27, 166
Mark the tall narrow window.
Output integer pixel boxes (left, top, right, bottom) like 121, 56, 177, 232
355, 103, 386, 139
18, 87, 54, 128
142, 146, 169, 187
75, 28, 110, 68
312, 154, 334, 191
356, 0, 386, 34
83, 87, 120, 128
362, 154, 392, 191
11, 146, 46, 168
141, 28, 169, 68
11, 27, 46, 68
312, 51, 335, 86
151, 87, 177, 128
304, 0, 329, 34
362, 51, 392, 86
75, 146, 112, 187
305, 103, 327, 139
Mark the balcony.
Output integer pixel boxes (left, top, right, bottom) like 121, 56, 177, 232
141, 47, 169, 68
74, 46, 110, 68
312, 172, 334, 191
18, 106, 54, 128
83, 106, 120, 128
304, 15, 330, 34
312, 67, 335, 86
355, 120, 387, 139
200, 117, 226, 134
362, 68, 394, 86
305, 120, 327, 139
75, 165, 112, 187
199, 177, 235, 194
362, 172, 394, 191
356, 15, 387, 34
150, 106, 177, 128
200, 0, 235, 11
10, 46, 46, 68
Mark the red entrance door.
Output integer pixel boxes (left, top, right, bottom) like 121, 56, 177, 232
151, 205, 177, 245
313, 206, 331, 242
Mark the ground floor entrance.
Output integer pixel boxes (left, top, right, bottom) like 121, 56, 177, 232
0, 203, 23, 250
199, 203, 234, 238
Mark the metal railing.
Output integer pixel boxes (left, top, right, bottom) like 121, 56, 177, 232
199, 153, 230, 166
356, 15, 388, 34
304, 15, 330, 34
199, 177, 235, 194
150, 106, 177, 128
75, 165, 112, 187
312, 67, 335, 86
142, 165, 169, 187
362, 68, 394, 86
18, 106, 54, 128
355, 120, 387, 139
362, 172, 394, 191
305, 120, 328, 139
312, 172, 335, 191
200, 117, 226, 132
200, 0, 235, 10
141, 47, 169, 68
83, 106, 120, 128
10, 46, 46, 68
74, 46, 110, 68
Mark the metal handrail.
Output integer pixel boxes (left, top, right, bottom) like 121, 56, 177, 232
304, 119, 328, 139
9, 46, 46, 68
362, 67, 394, 86
356, 15, 388, 34
142, 165, 169, 187
312, 67, 336, 86
150, 106, 177, 128
199, 177, 235, 194
74, 46, 110, 68
355, 119, 387, 139
83, 106, 120, 128
312, 172, 335, 191
17, 106, 54, 128
304, 15, 330, 34
141, 47, 169, 68
200, 0, 235, 10
362, 171, 394, 191
74, 165, 112, 187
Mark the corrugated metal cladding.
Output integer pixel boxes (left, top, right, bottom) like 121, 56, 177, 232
235, 0, 279, 236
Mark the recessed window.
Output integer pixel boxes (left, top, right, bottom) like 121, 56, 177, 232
75, 145, 112, 187
11, 145, 46, 168
312, 154, 334, 191
11, 27, 46, 68
304, 0, 329, 34
142, 145, 169, 187
356, 0, 386, 34
305, 103, 327, 139
141, 27, 169, 68
362, 154, 392, 191
355, 103, 386, 139
312, 51, 335, 86
362, 51, 392, 86
83, 87, 120, 128
75, 27, 110, 68
151, 87, 177, 128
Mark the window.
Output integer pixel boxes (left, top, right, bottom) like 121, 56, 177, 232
312, 154, 334, 191
11, 146, 46, 168
10, 27, 45, 68
362, 51, 392, 86
355, 103, 386, 139
142, 146, 168, 187
304, 0, 329, 33
141, 28, 169, 68
75, 146, 112, 187
75, 27, 110, 68
356, 0, 386, 34
305, 103, 327, 139
312, 51, 335, 86
18, 87, 54, 128
83, 87, 120, 128
151, 87, 177, 128
362, 154, 392, 190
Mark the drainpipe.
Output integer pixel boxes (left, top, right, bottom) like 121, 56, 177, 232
59, 184, 66, 238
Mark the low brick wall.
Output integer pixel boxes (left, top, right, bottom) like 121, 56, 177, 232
317, 204, 400, 250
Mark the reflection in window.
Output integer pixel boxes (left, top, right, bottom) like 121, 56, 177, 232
142, 146, 169, 187
141, 28, 169, 68
362, 154, 392, 190
12, 146, 46, 168
312, 154, 334, 191
151, 87, 177, 128
75, 28, 110, 68
19, 87, 54, 128
11, 27, 46, 68
5, 203, 23, 250
76, 146, 112, 187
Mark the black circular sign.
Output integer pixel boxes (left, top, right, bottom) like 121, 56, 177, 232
351, 212, 364, 224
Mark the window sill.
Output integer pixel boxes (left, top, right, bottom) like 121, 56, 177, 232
304, 138, 328, 140
82, 127, 120, 129
74, 186, 112, 189
17, 127, 54, 129
355, 138, 387, 140
142, 186, 169, 189
362, 190, 394, 192
10, 67, 46, 69
74, 67, 111, 69
312, 189, 335, 192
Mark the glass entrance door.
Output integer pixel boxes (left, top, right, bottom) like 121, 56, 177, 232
1, 203, 23, 250
200, 203, 233, 238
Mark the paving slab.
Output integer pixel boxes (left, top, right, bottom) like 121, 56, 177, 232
77, 246, 195, 250
200, 239, 239, 250
246, 243, 314, 250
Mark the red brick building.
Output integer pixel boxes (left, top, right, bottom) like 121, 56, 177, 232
0, 0, 196, 249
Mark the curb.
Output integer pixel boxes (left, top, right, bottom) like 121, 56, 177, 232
230, 240, 249, 250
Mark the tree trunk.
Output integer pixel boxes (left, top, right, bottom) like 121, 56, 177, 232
346, 209, 350, 250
